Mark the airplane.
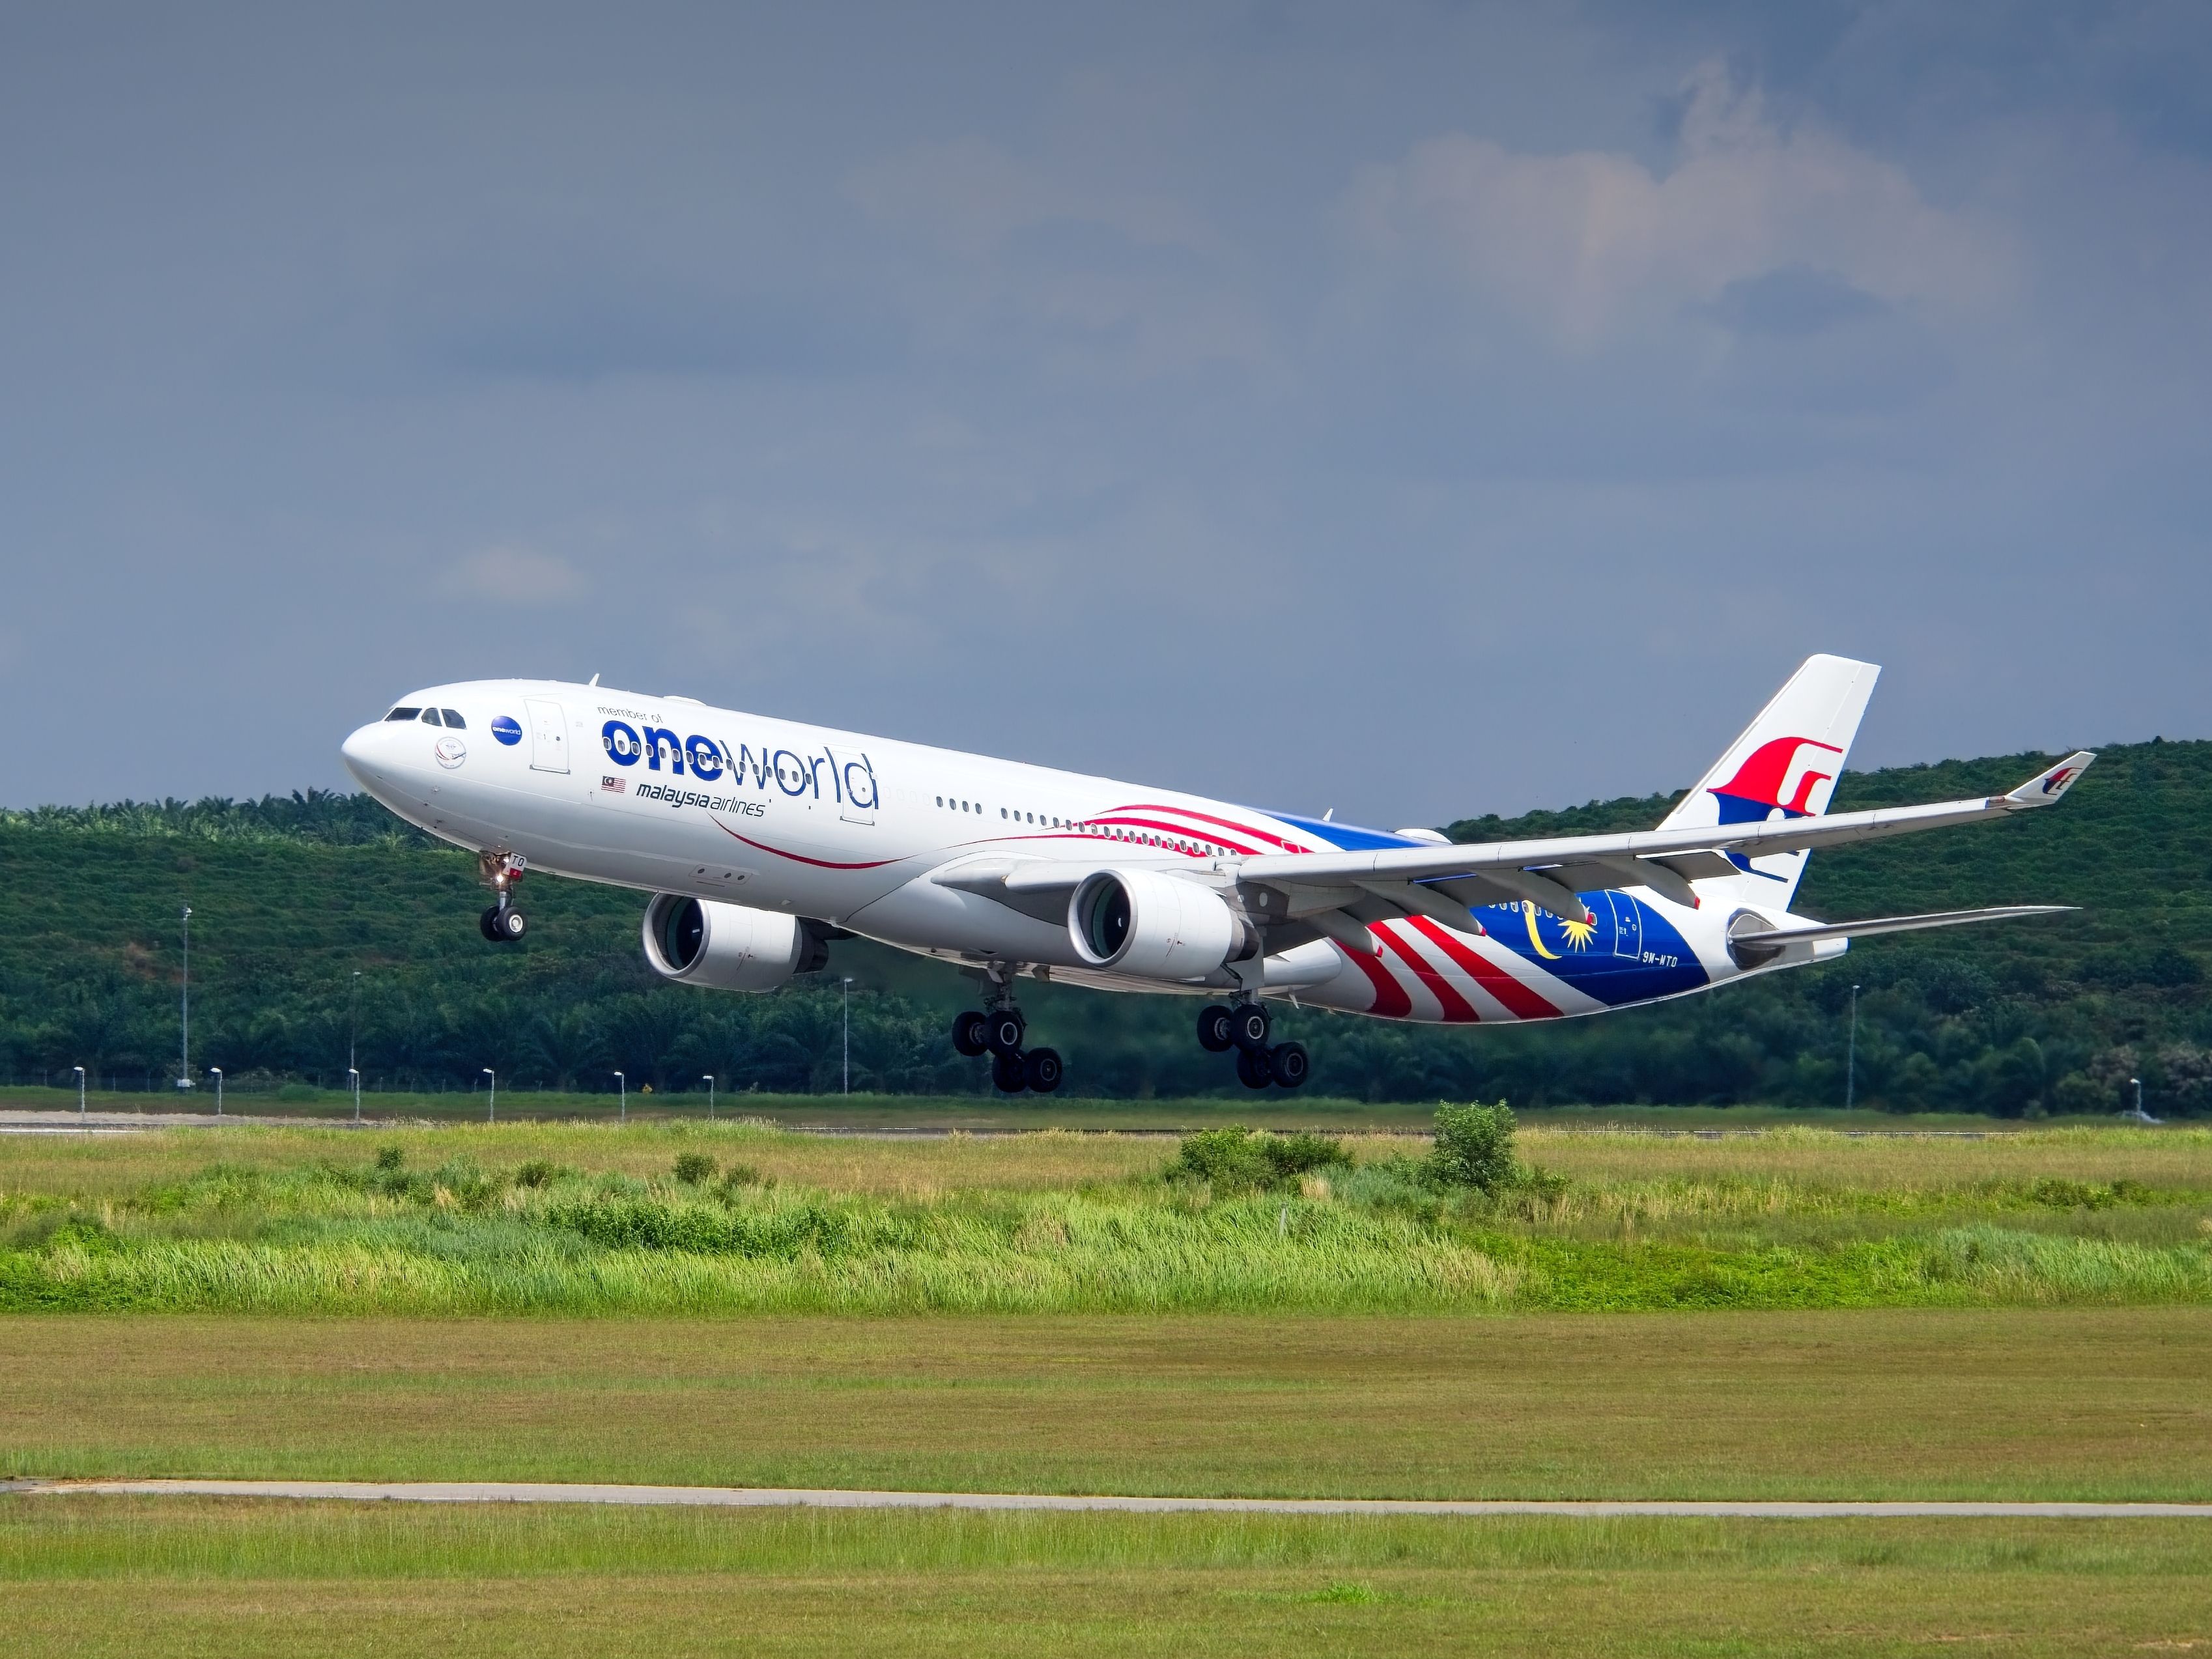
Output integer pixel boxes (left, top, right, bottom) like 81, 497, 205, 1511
340, 654, 2092, 1094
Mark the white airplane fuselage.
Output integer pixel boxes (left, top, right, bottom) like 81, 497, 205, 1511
342, 677, 1823, 1028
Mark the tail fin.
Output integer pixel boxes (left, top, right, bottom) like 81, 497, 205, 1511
1661, 653, 1880, 910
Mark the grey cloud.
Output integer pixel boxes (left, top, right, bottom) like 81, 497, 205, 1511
0, 3, 2206, 823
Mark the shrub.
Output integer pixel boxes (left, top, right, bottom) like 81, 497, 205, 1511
674, 1152, 717, 1185
716, 1163, 765, 1192
1170, 1126, 1346, 1194
374, 1146, 405, 1172
1429, 1101, 1516, 1193
514, 1159, 561, 1189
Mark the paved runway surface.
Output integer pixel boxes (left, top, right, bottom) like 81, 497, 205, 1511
10, 1480, 2209, 1518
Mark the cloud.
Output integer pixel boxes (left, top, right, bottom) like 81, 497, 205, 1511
439, 546, 588, 608
1343, 61, 2013, 351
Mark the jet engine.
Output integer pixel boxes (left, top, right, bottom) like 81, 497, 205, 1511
642, 894, 830, 992
1068, 868, 1258, 981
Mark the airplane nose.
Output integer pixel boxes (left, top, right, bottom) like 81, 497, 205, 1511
341, 722, 385, 787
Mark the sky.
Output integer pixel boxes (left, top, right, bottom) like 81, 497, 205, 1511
3, 1, 2208, 825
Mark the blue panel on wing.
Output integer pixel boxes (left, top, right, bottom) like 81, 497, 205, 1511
1262, 811, 1426, 852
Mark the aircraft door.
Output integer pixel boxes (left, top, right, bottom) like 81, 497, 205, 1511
825, 746, 877, 825
526, 699, 570, 774
1606, 890, 1643, 959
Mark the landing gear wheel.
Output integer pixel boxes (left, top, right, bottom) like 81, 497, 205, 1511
992, 1051, 1030, 1094
479, 906, 502, 942
1023, 1047, 1064, 1093
984, 1008, 1027, 1058
1268, 1040, 1311, 1090
491, 907, 528, 942
1229, 1002, 1271, 1053
1197, 1004, 1234, 1054
1235, 1046, 1274, 1090
952, 1011, 989, 1058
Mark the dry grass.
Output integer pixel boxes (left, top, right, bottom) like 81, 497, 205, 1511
8, 1121, 2206, 1205
1520, 1124, 2212, 1192
3, 1497, 2209, 1658
5, 1308, 2210, 1500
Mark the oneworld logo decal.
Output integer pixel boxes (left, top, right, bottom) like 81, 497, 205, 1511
598, 717, 877, 812
490, 715, 523, 746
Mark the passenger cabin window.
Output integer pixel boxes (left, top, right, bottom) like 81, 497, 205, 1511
386, 707, 421, 722
440, 709, 466, 729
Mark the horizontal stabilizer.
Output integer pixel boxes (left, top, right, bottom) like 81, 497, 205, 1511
1728, 905, 2075, 965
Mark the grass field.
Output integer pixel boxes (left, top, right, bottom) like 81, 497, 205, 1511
5, 1499, 2208, 1658
8, 1124, 2211, 1652
5, 1308, 2210, 1499
4, 1084, 2128, 1132
3, 1121, 2207, 1314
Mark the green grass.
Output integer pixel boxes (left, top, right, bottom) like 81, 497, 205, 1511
7, 1308, 2209, 1498
3, 1499, 2208, 1657
3, 1122, 2208, 1315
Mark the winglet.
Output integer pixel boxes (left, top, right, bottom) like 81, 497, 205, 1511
2006, 751, 2095, 808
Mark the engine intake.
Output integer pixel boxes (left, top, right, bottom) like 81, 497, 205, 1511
1069, 868, 1255, 981
642, 895, 830, 992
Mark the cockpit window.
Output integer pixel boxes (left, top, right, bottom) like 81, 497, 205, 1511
419, 708, 442, 726
385, 707, 422, 722
439, 709, 466, 730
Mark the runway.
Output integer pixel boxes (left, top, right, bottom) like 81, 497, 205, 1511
10, 1479, 2209, 1518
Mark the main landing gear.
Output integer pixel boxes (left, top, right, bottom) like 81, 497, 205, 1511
1197, 1000, 1309, 1090
477, 851, 528, 944
952, 995, 1063, 1094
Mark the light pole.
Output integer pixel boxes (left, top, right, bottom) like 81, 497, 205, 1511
614, 1071, 625, 1124
703, 1074, 715, 1120
1845, 984, 1861, 1111
178, 905, 192, 1090
842, 976, 853, 1096
348, 1068, 362, 1125
482, 1068, 495, 1124
74, 1066, 85, 1120
348, 970, 361, 1079
210, 1067, 223, 1118
2132, 1077, 2144, 1121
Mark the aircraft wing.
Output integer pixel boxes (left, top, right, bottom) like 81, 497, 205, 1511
1235, 751, 2097, 923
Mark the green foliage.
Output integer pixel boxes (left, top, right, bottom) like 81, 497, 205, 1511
672, 1153, 717, 1185
374, 1146, 404, 1172
1, 735, 2207, 1110
1429, 1101, 1516, 1192
0, 1126, 2206, 1315
1170, 1126, 1347, 1193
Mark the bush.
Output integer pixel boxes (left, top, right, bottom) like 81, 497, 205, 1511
673, 1152, 717, 1185
1429, 1101, 1516, 1193
513, 1159, 562, 1189
374, 1146, 404, 1172
1169, 1126, 1346, 1194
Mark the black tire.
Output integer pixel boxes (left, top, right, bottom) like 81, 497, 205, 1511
1235, 1045, 1274, 1090
1196, 1004, 1234, 1053
1230, 1002, 1271, 1052
992, 1051, 1029, 1093
479, 906, 501, 941
984, 1008, 1027, 1058
952, 1010, 989, 1058
1269, 1040, 1311, 1090
1023, 1047, 1064, 1093
494, 907, 528, 942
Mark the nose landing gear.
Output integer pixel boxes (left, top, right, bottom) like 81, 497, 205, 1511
1197, 1000, 1308, 1090
952, 971, 1062, 1094
477, 851, 529, 944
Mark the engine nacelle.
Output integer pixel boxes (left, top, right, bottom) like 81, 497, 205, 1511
1068, 868, 1256, 981
642, 895, 830, 992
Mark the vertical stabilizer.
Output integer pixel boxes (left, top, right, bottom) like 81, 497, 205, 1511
1661, 655, 1880, 910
